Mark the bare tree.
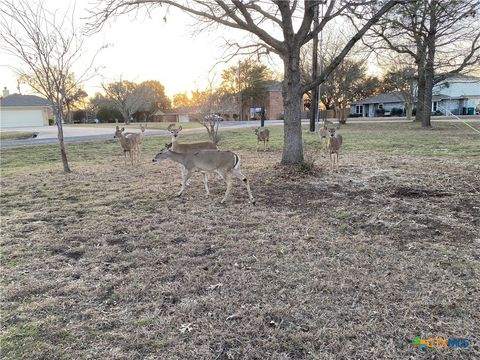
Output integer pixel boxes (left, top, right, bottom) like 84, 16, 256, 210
88, 0, 407, 165
0, 0, 99, 173
381, 57, 416, 120
102, 80, 150, 124
368, 0, 480, 127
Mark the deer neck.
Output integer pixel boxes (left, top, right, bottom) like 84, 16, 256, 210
166, 150, 188, 166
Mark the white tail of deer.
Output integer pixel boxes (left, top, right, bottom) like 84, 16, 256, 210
152, 146, 255, 205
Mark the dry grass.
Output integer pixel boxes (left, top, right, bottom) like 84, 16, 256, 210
1, 122, 480, 359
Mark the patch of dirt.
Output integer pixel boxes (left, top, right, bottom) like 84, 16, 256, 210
1, 151, 479, 359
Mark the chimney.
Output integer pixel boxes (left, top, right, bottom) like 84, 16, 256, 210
2, 87, 9, 97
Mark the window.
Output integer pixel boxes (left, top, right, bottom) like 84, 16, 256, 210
432, 101, 438, 111
355, 105, 363, 115
378, 104, 384, 110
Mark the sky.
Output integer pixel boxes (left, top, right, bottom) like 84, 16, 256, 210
0, 0, 274, 98
0, 0, 381, 100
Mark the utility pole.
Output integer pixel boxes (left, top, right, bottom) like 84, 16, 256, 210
317, 2, 324, 127
309, 3, 319, 133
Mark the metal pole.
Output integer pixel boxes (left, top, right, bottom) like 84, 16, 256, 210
309, 3, 319, 133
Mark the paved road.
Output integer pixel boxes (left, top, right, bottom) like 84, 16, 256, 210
1, 117, 479, 148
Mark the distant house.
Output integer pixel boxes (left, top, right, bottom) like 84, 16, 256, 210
0, 87, 53, 128
350, 92, 405, 117
152, 109, 190, 123
431, 75, 480, 115
350, 75, 480, 117
243, 81, 286, 121
262, 81, 284, 120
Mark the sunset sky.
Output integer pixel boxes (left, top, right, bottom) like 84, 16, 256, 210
0, 0, 273, 98
0, 0, 380, 100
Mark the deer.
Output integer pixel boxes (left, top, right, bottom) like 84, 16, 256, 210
152, 146, 255, 205
128, 124, 146, 160
167, 123, 218, 183
114, 126, 141, 165
326, 126, 343, 172
254, 127, 270, 151
167, 124, 217, 152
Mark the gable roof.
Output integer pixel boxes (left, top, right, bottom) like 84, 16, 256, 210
352, 91, 404, 105
0, 93, 51, 107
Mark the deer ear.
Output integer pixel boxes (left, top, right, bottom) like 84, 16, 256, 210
116, 126, 119, 130
178, 126, 182, 131
121, 127, 125, 131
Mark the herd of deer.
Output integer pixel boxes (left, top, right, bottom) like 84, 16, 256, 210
114, 122, 343, 204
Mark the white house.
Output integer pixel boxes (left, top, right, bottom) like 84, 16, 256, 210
350, 75, 480, 117
0, 87, 52, 128
432, 75, 480, 115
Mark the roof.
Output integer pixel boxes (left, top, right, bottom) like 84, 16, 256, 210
0, 93, 51, 107
438, 73, 480, 82
432, 94, 468, 101
264, 81, 282, 92
352, 91, 404, 105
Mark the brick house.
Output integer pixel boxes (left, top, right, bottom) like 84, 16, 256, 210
241, 81, 285, 120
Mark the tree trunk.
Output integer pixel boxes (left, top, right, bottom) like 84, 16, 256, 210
281, 50, 304, 165
423, 1, 437, 129
55, 111, 71, 173
415, 64, 426, 123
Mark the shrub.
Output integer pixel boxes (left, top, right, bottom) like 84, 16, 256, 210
96, 107, 124, 123
349, 113, 362, 118
375, 108, 385, 116
48, 118, 54, 126
390, 107, 404, 116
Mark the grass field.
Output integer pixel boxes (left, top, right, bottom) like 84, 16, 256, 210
0, 131, 36, 141
1, 122, 479, 359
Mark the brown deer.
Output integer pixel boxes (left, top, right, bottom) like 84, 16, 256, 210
254, 127, 270, 151
152, 146, 255, 205
114, 126, 140, 165
326, 126, 343, 172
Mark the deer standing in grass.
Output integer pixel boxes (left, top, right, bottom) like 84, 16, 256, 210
167, 123, 217, 183
152, 146, 255, 205
114, 125, 145, 165
326, 126, 343, 172
254, 127, 270, 151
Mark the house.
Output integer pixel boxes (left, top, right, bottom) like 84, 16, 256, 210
350, 92, 405, 117
431, 75, 480, 115
262, 81, 284, 120
152, 109, 190, 123
246, 81, 286, 120
0, 87, 53, 128
350, 75, 480, 117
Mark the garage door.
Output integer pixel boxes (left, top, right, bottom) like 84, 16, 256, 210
0, 109, 45, 128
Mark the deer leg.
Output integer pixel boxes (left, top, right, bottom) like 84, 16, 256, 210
232, 169, 256, 205
123, 150, 127, 166
220, 174, 233, 204
177, 170, 192, 197
202, 172, 210, 197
